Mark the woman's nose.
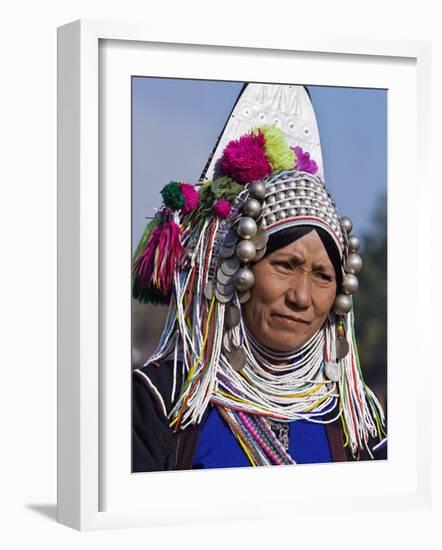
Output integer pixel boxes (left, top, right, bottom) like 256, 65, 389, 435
286, 273, 311, 309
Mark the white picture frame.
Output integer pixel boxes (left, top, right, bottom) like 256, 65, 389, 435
57, 19, 432, 531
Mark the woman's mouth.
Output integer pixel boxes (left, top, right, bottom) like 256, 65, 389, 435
271, 314, 310, 329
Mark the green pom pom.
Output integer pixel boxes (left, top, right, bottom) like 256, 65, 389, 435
253, 125, 295, 172
211, 176, 243, 201
161, 181, 185, 210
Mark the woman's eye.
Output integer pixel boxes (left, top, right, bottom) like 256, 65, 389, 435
314, 272, 333, 282
276, 261, 292, 270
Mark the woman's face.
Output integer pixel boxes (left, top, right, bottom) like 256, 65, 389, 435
243, 230, 337, 352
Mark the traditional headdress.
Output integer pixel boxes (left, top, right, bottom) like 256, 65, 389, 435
132, 84, 386, 465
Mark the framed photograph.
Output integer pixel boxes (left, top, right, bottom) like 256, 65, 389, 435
57, 19, 432, 530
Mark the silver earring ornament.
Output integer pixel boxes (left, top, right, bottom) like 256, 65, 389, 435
332, 215, 363, 317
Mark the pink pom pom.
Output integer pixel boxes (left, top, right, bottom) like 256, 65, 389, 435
220, 131, 272, 184
213, 199, 232, 219
180, 183, 200, 214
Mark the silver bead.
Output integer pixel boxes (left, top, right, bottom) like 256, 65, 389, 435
287, 180, 296, 189
304, 198, 311, 207
342, 273, 359, 294
348, 235, 361, 252
340, 216, 353, 234
318, 212, 325, 219
308, 181, 315, 189
276, 183, 285, 191
272, 203, 280, 212
248, 181, 266, 200
282, 201, 291, 208
276, 191, 286, 201
309, 209, 316, 216
294, 198, 301, 207
262, 207, 270, 216
234, 267, 255, 291
237, 217, 258, 239
299, 179, 306, 187
345, 253, 363, 274
325, 216, 332, 224
267, 185, 276, 195
308, 190, 315, 199
266, 213, 276, 224
313, 201, 320, 209
266, 195, 276, 205
299, 208, 307, 216
286, 189, 295, 199
236, 240, 257, 263
276, 210, 287, 220
287, 208, 297, 217
298, 189, 306, 198
333, 294, 352, 315
243, 198, 262, 219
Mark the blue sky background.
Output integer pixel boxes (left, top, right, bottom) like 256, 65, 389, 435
132, 78, 387, 252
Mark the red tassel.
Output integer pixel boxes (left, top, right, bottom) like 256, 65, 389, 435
132, 217, 183, 299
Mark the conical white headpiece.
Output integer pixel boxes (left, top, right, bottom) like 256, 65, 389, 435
203, 83, 324, 181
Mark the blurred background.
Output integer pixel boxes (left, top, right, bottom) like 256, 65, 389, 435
131, 78, 387, 413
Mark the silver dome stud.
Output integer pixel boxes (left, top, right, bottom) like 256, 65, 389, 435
340, 216, 353, 234
248, 181, 267, 200
234, 268, 255, 291
345, 253, 363, 274
348, 235, 361, 252
236, 217, 258, 239
242, 198, 262, 219
342, 273, 359, 294
236, 240, 257, 263
333, 294, 352, 315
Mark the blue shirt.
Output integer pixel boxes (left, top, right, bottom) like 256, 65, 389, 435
192, 405, 332, 469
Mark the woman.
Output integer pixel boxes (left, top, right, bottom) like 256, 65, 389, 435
132, 83, 387, 471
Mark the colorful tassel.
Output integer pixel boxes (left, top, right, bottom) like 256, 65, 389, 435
132, 213, 183, 304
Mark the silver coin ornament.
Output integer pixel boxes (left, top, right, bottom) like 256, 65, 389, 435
248, 181, 266, 200
217, 268, 233, 285
223, 230, 238, 248
236, 240, 257, 263
345, 253, 363, 275
333, 294, 352, 315
220, 244, 236, 258
251, 230, 269, 249
225, 303, 241, 329
243, 198, 262, 219
215, 288, 234, 303
340, 216, 353, 234
220, 257, 240, 276
253, 246, 267, 262
325, 362, 341, 382
234, 268, 255, 291
342, 273, 359, 295
230, 347, 246, 372
236, 217, 258, 239
348, 235, 360, 252
336, 337, 350, 359
238, 290, 251, 304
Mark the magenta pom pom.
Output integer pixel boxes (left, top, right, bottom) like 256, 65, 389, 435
293, 146, 318, 175
180, 182, 200, 214
220, 131, 272, 184
213, 199, 232, 219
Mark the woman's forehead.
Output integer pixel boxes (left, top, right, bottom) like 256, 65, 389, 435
269, 231, 333, 264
